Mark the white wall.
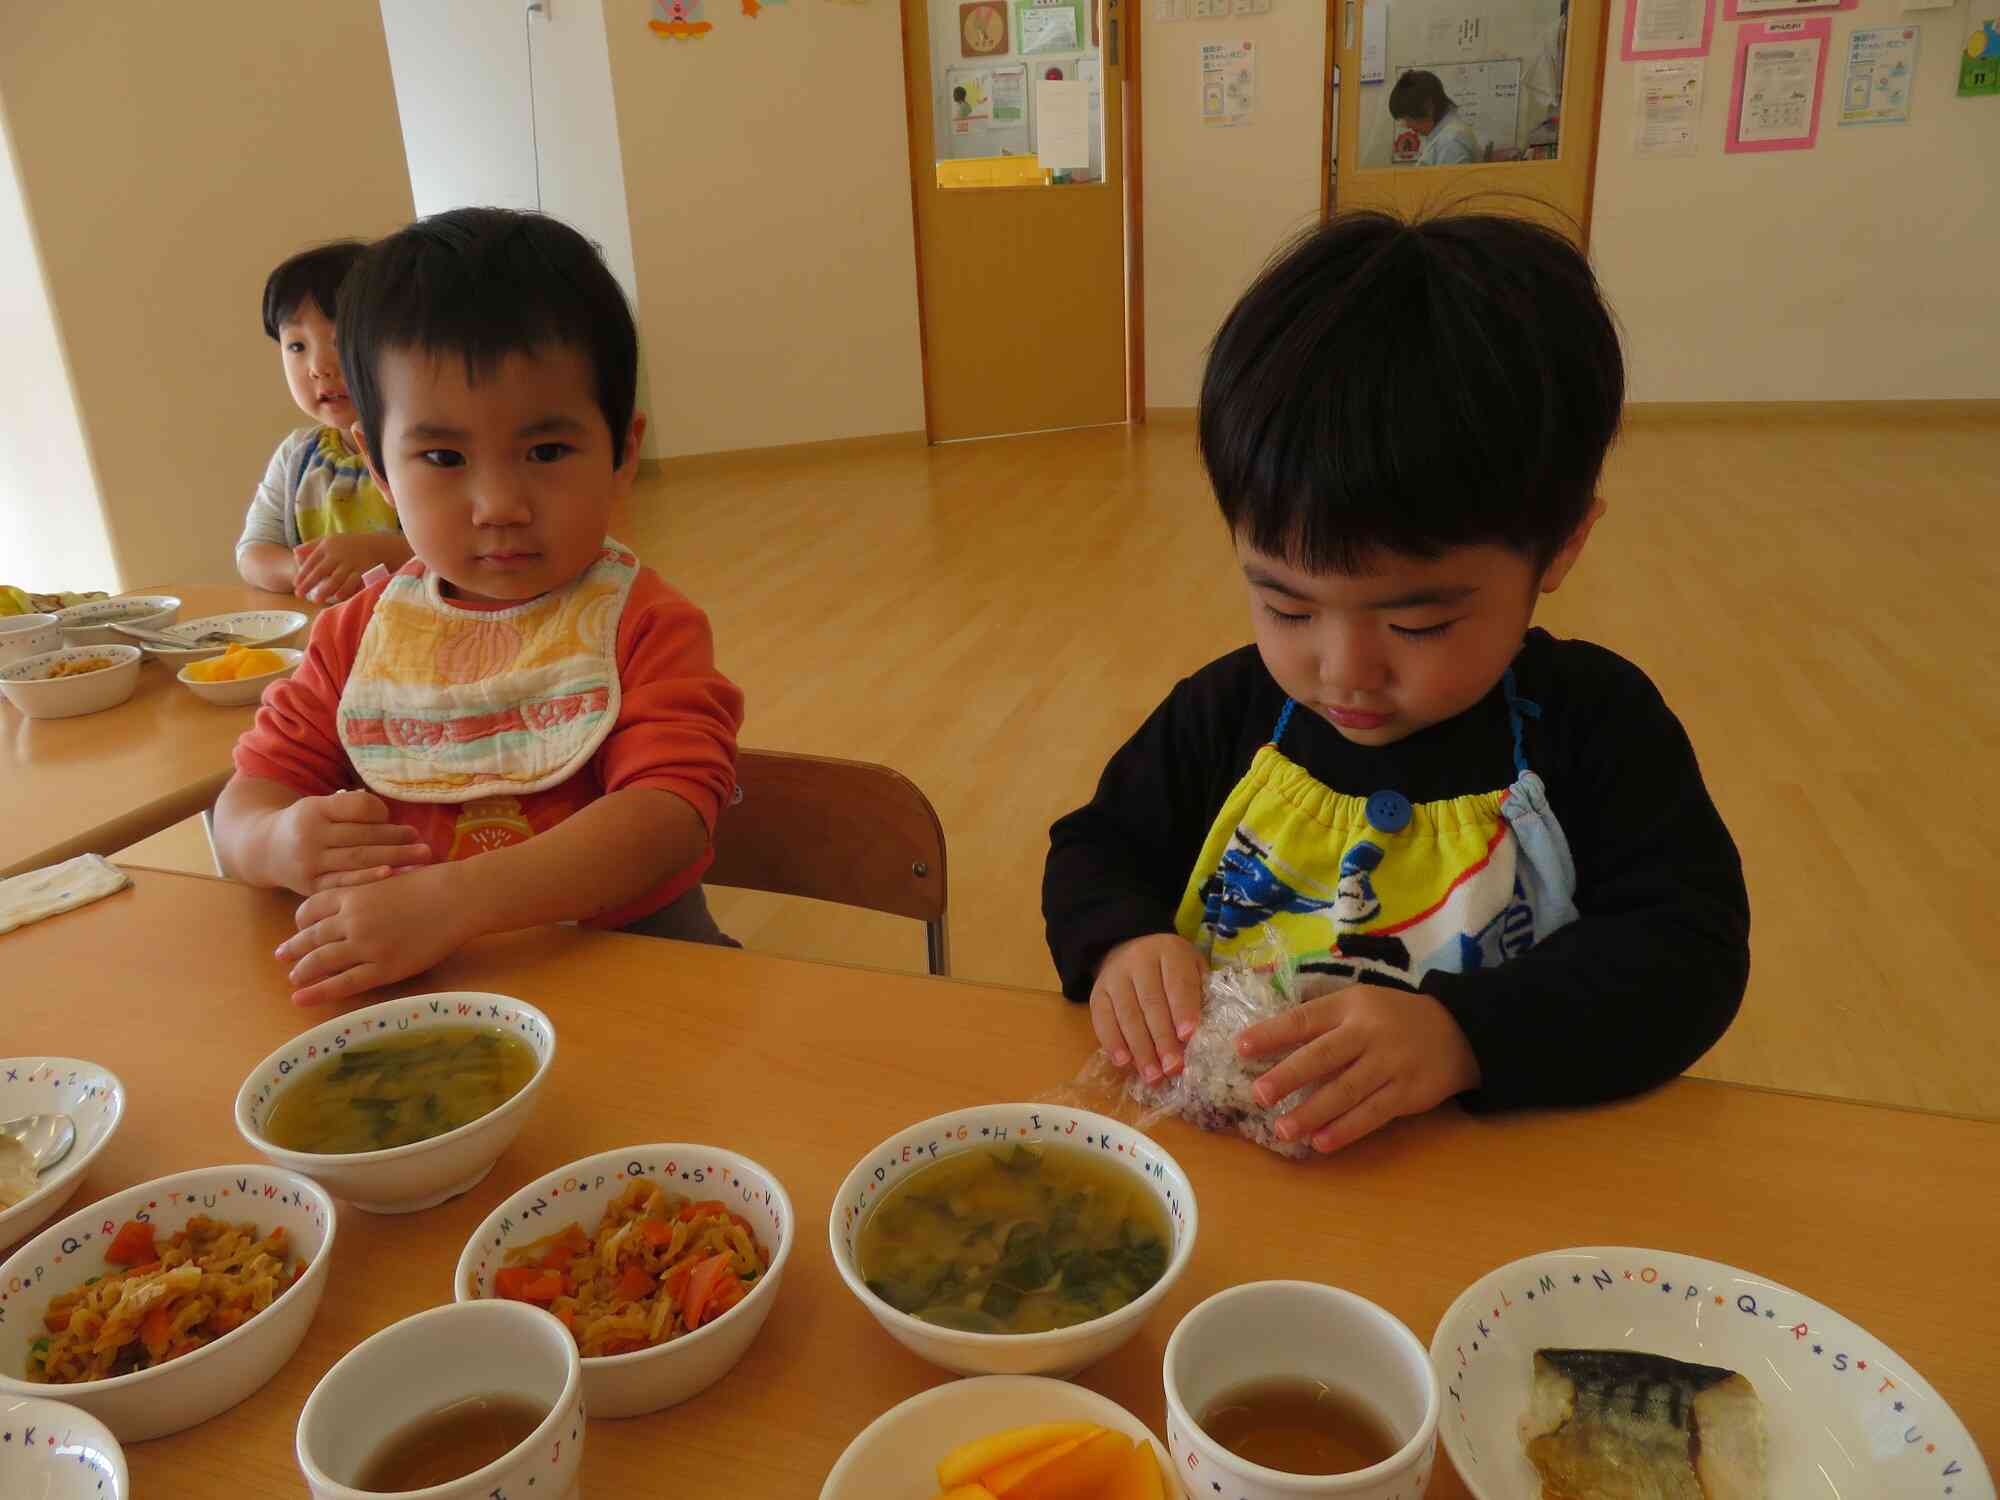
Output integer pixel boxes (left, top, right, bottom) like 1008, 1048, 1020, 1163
0, 102, 117, 592
1143, 13, 1331, 409
381, 0, 541, 215
1592, 2, 1999, 402
604, 0, 927, 457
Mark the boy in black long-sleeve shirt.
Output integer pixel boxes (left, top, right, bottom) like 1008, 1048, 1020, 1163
1043, 212, 1749, 1155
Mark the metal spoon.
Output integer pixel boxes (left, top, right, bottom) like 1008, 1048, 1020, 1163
111, 623, 253, 648
0, 1113, 77, 1177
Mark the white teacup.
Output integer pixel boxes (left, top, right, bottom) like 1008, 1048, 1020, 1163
296, 1300, 584, 1500
1163, 1281, 1440, 1500
0, 614, 62, 667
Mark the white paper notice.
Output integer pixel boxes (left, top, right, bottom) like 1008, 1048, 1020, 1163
1037, 78, 1091, 167
1630, 0, 1703, 53
1200, 40, 1258, 124
1634, 58, 1704, 153
1020, 4, 1080, 51
1738, 35, 1821, 142
1361, 0, 1389, 81
1839, 25, 1919, 123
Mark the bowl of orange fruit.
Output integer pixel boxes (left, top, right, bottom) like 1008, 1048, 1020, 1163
176, 644, 302, 706
821, 1374, 1178, 1500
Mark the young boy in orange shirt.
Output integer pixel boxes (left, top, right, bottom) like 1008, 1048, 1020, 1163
216, 209, 743, 1005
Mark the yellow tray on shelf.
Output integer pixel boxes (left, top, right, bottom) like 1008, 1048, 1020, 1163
936, 154, 1046, 188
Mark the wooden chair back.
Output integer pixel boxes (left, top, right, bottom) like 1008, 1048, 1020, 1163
704, 749, 951, 975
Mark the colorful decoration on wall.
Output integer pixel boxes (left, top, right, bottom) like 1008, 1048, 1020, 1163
960, 1, 1010, 54
649, 0, 713, 38
1962, 17, 2000, 95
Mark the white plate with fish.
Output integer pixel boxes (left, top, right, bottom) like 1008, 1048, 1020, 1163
1433, 1246, 1991, 1500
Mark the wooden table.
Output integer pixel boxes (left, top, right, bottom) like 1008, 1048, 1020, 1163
0, 585, 306, 878
7, 870, 1996, 1496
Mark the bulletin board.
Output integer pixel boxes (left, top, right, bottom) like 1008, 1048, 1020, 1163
1016, 0, 1087, 54
1405, 58, 1525, 149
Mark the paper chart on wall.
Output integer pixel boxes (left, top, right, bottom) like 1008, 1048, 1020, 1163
944, 63, 1030, 155
1200, 40, 1258, 124
1036, 78, 1091, 166
1838, 25, 1919, 122
1361, 0, 1389, 81
1634, 58, 1705, 153
1735, 29, 1825, 143
1019, 1, 1081, 52
1623, 0, 1712, 56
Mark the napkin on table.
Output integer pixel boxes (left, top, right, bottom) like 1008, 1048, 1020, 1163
0, 854, 131, 936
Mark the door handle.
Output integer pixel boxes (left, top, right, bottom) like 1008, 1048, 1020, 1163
1344, 0, 1355, 47
1108, 15, 1120, 64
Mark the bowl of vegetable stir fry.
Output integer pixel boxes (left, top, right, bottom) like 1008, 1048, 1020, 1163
454, 1144, 793, 1419
0, 1164, 337, 1441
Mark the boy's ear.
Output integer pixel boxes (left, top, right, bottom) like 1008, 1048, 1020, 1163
1539, 496, 1605, 595
349, 424, 395, 505
615, 413, 647, 487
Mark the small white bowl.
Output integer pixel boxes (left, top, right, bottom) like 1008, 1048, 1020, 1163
0, 1394, 128, 1498
176, 647, 303, 707
297, 1299, 583, 1500
54, 595, 179, 647
0, 614, 63, 668
820, 1374, 1180, 1500
236, 993, 555, 1215
455, 1143, 794, 1419
0, 646, 142, 720
0, 1164, 337, 1442
829, 1104, 1197, 1379
1435, 1246, 1995, 1500
131, 610, 308, 664
1165, 1282, 1439, 1500
0, 1058, 125, 1254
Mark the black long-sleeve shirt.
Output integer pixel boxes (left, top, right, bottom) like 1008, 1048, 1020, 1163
1042, 630, 1750, 1112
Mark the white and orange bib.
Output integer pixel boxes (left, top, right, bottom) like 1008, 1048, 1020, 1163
336, 541, 639, 803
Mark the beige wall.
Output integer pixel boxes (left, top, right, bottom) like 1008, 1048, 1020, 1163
602, 0, 927, 459
1141, 15, 1331, 410
0, 3, 414, 590
0, 100, 117, 592
1593, 5, 1996, 402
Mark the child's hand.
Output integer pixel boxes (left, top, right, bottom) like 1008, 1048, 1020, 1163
1235, 983, 1481, 1153
293, 534, 406, 604
1090, 933, 1207, 1083
278, 863, 473, 1006
272, 789, 434, 894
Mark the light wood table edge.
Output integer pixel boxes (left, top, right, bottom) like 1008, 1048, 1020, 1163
1, 772, 229, 880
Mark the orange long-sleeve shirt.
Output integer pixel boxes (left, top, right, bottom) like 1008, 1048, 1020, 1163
233, 563, 743, 928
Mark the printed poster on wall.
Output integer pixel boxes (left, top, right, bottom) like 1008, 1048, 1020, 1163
1838, 25, 1919, 122
1361, 0, 1389, 81
1633, 58, 1705, 153
1962, 18, 2000, 94
1726, 17, 1830, 149
944, 63, 1029, 155
1200, 40, 1258, 124
1018, 0, 1083, 53
1621, 0, 1715, 60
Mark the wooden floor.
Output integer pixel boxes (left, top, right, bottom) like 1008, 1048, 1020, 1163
127, 413, 2000, 1117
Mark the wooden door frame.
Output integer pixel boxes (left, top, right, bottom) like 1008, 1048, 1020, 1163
1319, 0, 1612, 243
895, 0, 1148, 441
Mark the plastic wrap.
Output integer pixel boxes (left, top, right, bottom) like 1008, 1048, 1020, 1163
1043, 947, 1317, 1160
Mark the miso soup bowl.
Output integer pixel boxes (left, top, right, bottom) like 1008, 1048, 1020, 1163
829, 1103, 1197, 1379
235, 993, 556, 1215
454, 1143, 795, 1419
0, 1165, 336, 1442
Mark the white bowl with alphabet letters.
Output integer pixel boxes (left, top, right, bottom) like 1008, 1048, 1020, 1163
454, 1144, 795, 1419
1434, 1246, 1994, 1500
828, 1103, 1198, 1379
0, 1165, 336, 1442
234, 993, 556, 1215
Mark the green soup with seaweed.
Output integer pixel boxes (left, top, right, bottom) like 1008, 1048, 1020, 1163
263, 1027, 536, 1154
855, 1141, 1171, 1334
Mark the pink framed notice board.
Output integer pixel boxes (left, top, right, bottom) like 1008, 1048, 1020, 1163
1726, 16, 1832, 153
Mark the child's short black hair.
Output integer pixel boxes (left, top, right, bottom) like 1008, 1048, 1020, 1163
338, 207, 640, 469
1198, 210, 1624, 574
261, 241, 368, 340
1388, 69, 1455, 121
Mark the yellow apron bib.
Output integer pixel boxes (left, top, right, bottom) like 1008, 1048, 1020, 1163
1173, 675, 1580, 992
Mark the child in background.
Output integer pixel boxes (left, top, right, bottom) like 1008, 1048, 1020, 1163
1388, 70, 1482, 166
1043, 212, 1749, 1154
215, 208, 744, 1006
237, 241, 411, 602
